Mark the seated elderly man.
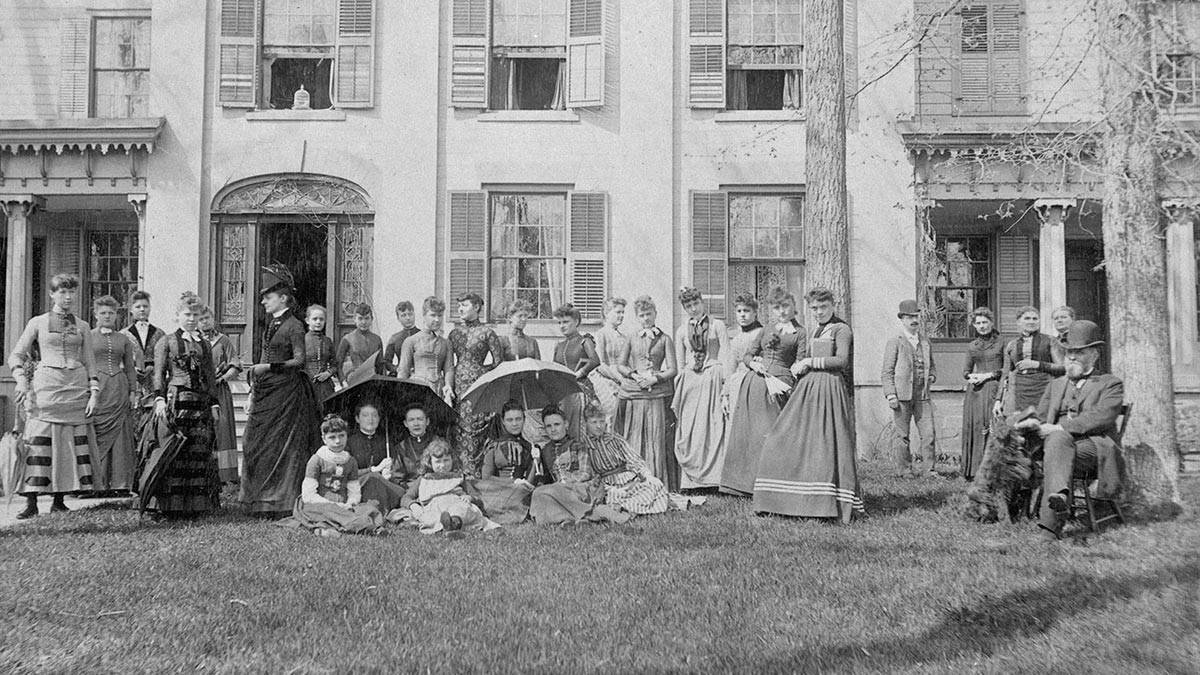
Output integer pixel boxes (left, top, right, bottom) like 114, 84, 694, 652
1016, 320, 1125, 541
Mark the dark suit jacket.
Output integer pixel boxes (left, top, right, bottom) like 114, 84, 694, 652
881, 333, 935, 401
1036, 372, 1125, 496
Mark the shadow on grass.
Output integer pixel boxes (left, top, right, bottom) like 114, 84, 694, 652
766, 555, 1200, 671
0, 504, 250, 539
861, 488, 951, 515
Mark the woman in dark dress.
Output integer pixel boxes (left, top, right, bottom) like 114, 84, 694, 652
448, 293, 504, 475
994, 306, 1064, 416
752, 287, 861, 523
474, 400, 539, 524
302, 304, 339, 411
720, 287, 804, 497
89, 295, 139, 494
960, 307, 1003, 481
240, 265, 321, 518
553, 303, 600, 440
148, 292, 222, 517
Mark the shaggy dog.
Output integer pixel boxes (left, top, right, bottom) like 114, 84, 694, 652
965, 408, 1042, 523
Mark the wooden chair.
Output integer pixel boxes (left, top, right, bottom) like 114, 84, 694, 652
1065, 403, 1130, 533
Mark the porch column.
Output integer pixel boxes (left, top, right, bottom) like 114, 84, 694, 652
1164, 200, 1198, 371
127, 193, 147, 288
1034, 198, 1075, 333
2, 195, 44, 359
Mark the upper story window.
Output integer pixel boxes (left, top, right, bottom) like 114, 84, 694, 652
953, 1, 1024, 115
92, 18, 151, 118
726, 0, 803, 110
58, 15, 151, 119
688, 0, 802, 110
218, 0, 375, 110
447, 189, 608, 323
1155, 1, 1200, 110
450, 0, 606, 111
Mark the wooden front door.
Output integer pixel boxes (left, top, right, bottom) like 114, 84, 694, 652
1065, 238, 1109, 369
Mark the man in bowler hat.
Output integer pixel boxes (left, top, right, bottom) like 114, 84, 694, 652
1017, 320, 1125, 541
881, 299, 939, 477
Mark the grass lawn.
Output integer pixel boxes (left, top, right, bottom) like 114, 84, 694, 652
1, 462, 1198, 673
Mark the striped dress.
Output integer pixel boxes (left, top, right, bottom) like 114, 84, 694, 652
582, 432, 668, 515
8, 312, 98, 495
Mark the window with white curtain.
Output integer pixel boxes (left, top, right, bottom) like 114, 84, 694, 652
726, 0, 803, 110
489, 193, 568, 319
489, 0, 568, 110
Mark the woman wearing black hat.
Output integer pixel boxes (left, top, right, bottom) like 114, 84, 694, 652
240, 265, 321, 518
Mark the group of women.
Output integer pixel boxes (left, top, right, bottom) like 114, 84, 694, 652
7, 266, 865, 527
959, 304, 1076, 480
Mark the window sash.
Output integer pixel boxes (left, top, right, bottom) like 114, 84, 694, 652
727, 0, 803, 46
93, 17, 151, 70
263, 0, 337, 47
926, 235, 996, 339
728, 193, 804, 260
492, 0, 567, 47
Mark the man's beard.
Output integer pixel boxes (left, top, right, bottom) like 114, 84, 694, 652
1066, 362, 1088, 380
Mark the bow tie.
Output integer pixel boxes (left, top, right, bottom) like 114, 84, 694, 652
640, 328, 659, 339
690, 317, 708, 326
98, 327, 114, 335
181, 331, 200, 342
776, 322, 797, 335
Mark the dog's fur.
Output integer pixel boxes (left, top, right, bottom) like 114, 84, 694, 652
965, 409, 1041, 523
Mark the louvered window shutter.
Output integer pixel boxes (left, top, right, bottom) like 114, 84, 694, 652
448, 191, 488, 306
996, 234, 1034, 333
59, 16, 91, 118
48, 226, 83, 282
567, 192, 608, 323
989, 2, 1024, 113
334, 0, 375, 108
567, 0, 605, 108
451, 0, 489, 108
956, 1, 1024, 114
691, 191, 728, 319
688, 0, 726, 108
219, 0, 259, 108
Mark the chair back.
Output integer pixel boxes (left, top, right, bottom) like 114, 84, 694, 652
1115, 402, 1132, 444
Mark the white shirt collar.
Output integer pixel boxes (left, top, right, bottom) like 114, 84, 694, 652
272, 308, 288, 319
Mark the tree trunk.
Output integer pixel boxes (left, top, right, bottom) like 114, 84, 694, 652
804, 0, 850, 319
1097, 0, 1180, 507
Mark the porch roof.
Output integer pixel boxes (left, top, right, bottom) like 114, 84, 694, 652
896, 120, 1089, 158
0, 117, 166, 155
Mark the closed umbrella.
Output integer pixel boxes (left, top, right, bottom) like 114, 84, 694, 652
459, 358, 582, 416
134, 415, 188, 514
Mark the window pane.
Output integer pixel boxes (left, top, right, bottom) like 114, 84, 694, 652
87, 230, 139, 325
490, 258, 565, 320
728, 194, 804, 261
728, 261, 803, 317
94, 71, 150, 118
94, 18, 151, 69
490, 194, 566, 256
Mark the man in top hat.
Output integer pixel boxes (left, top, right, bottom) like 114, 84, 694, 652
1017, 320, 1125, 541
881, 299, 939, 477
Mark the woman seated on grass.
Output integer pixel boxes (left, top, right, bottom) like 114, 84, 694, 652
580, 403, 671, 516
400, 438, 498, 535
348, 402, 407, 511
530, 404, 629, 525
474, 401, 545, 524
280, 414, 384, 536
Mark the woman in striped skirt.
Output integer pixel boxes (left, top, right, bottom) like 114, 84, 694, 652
147, 292, 221, 517
8, 274, 99, 519
581, 404, 668, 516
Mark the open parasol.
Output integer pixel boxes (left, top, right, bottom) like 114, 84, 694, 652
322, 353, 457, 438
459, 358, 582, 416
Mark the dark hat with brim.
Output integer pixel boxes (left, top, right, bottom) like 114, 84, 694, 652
897, 299, 919, 318
260, 264, 295, 297
1063, 319, 1105, 350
